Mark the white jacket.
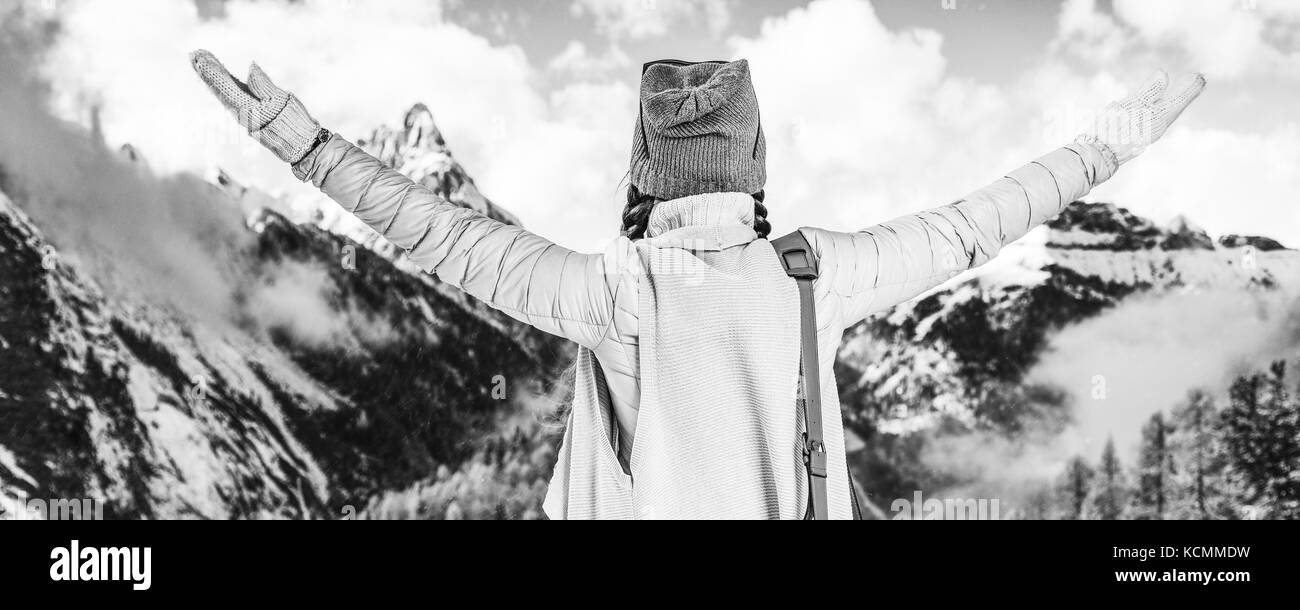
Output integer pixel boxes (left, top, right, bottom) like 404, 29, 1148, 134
295, 135, 1115, 518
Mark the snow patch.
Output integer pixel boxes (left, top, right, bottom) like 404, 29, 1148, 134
0, 444, 37, 488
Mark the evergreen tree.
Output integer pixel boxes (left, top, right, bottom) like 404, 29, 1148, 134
1089, 436, 1128, 520
1268, 361, 1300, 518
1222, 372, 1266, 516
1055, 456, 1094, 520
1133, 412, 1175, 519
1168, 390, 1235, 519
1220, 361, 1300, 519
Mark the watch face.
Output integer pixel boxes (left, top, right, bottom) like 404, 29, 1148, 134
312, 129, 331, 150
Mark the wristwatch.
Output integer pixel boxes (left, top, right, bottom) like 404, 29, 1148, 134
303, 127, 333, 159
291, 127, 334, 180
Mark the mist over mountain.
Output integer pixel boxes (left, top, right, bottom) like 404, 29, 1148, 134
838, 199, 1300, 515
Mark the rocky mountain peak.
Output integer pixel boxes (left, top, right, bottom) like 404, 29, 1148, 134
1161, 214, 1216, 251
1047, 202, 1213, 251
1218, 234, 1290, 251
355, 104, 519, 227
402, 103, 445, 150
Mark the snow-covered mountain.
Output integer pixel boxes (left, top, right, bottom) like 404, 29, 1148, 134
0, 107, 570, 519
836, 200, 1300, 507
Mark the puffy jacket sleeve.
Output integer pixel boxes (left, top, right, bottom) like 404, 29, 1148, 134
805, 142, 1115, 327
293, 134, 619, 349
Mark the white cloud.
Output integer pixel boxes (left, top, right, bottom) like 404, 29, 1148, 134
1042, 0, 1300, 246
42, 0, 525, 188
245, 260, 401, 350
728, 0, 1026, 234
1053, 0, 1130, 66
1058, 0, 1300, 80
547, 40, 631, 80
39, 0, 629, 251
571, 0, 731, 40
1116, 0, 1279, 79
1095, 124, 1300, 247
474, 80, 637, 251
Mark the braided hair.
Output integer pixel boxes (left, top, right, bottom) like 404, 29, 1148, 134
620, 185, 771, 240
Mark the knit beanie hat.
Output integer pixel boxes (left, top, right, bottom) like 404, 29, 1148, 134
630, 59, 766, 201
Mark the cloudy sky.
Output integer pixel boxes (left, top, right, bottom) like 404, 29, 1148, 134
31, 0, 1300, 252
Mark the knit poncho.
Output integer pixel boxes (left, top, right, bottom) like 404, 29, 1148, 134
543, 198, 855, 520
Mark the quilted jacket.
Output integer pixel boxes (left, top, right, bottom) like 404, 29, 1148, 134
294, 134, 1115, 513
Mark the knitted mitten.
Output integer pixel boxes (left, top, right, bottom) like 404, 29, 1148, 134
1077, 69, 1206, 175
190, 49, 321, 164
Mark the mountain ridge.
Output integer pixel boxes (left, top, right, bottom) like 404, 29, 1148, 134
0, 105, 571, 519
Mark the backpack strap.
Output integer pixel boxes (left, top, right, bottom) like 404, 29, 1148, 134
771, 229, 864, 521
771, 230, 829, 520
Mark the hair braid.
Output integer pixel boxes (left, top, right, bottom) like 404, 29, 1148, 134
621, 185, 772, 240
621, 184, 658, 240
751, 190, 771, 239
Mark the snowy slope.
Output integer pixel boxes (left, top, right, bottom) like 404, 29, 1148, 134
0, 108, 570, 519
837, 200, 1300, 473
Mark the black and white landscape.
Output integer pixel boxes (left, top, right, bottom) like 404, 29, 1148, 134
2, 0, 1299, 520
3, 96, 1298, 518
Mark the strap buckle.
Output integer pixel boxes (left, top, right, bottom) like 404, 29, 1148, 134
802, 433, 828, 478
779, 248, 818, 279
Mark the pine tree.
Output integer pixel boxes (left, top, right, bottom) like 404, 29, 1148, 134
1133, 412, 1175, 519
1168, 390, 1235, 519
1089, 437, 1128, 520
1055, 456, 1094, 520
1220, 361, 1300, 519
1222, 371, 1266, 514
1268, 361, 1300, 517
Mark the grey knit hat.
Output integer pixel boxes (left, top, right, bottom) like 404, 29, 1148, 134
630, 59, 766, 200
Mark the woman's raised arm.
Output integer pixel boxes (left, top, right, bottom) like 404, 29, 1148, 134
190, 50, 621, 349
804, 69, 1206, 327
